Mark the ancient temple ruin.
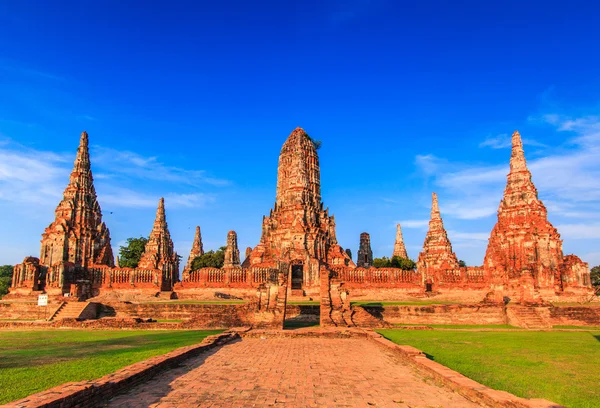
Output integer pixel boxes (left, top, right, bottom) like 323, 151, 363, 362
8, 128, 593, 303
9, 132, 180, 299
483, 131, 590, 300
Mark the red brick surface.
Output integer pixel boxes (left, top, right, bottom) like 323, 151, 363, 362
106, 336, 478, 408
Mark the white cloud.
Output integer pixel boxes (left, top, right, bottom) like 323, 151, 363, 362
448, 231, 490, 241
582, 252, 600, 267
92, 146, 230, 187
0, 138, 222, 211
415, 109, 600, 266
556, 222, 600, 240
480, 133, 548, 149
397, 219, 429, 229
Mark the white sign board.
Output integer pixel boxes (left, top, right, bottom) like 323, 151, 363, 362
38, 294, 48, 306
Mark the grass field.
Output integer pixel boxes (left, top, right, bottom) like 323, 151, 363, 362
0, 329, 222, 404
393, 323, 518, 329
378, 328, 600, 408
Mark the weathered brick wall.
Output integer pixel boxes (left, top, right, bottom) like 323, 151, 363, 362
372, 304, 507, 325
549, 306, 600, 326
0, 301, 59, 320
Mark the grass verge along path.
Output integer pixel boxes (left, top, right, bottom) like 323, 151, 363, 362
378, 328, 600, 408
0, 329, 222, 404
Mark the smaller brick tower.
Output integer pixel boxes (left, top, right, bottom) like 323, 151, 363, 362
392, 223, 408, 259
223, 230, 241, 267
357, 232, 373, 268
138, 198, 179, 290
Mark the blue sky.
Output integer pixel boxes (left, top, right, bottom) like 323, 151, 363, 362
1, 0, 599, 269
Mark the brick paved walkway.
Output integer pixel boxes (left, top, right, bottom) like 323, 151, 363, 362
106, 337, 478, 407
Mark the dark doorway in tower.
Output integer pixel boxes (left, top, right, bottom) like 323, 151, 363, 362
425, 283, 433, 292
291, 265, 303, 290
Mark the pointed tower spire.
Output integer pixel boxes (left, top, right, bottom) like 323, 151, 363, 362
484, 130, 565, 287
156, 197, 166, 224
138, 198, 179, 285
392, 223, 408, 259
417, 193, 459, 274
431, 192, 441, 220
510, 130, 528, 172
183, 226, 204, 276
40, 131, 114, 268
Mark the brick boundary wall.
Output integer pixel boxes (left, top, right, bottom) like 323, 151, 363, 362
2, 328, 248, 408
366, 330, 564, 408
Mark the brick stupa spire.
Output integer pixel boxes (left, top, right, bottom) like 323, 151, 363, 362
40, 131, 114, 268
392, 223, 408, 259
183, 226, 204, 277
484, 131, 564, 288
245, 127, 353, 284
223, 230, 241, 267
138, 198, 179, 289
357, 232, 373, 268
417, 193, 459, 274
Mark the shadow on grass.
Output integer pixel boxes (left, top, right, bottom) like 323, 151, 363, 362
593, 334, 600, 343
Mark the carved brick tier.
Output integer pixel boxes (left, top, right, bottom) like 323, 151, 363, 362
182, 226, 204, 280
417, 193, 459, 285
483, 131, 590, 292
356, 232, 373, 268
138, 198, 179, 291
41, 131, 114, 269
244, 127, 353, 286
392, 223, 408, 259
223, 230, 241, 267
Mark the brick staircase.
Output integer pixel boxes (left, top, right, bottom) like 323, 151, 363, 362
49, 302, 94, 321
328, 309, 353, 327
507, 306, 551, 329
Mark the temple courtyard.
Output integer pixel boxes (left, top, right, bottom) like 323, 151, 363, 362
1, 326, 599, 408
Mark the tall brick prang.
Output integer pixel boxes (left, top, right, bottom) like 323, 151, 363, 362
138, 198, 179, 289
417, 193, 459, 276
39, 131, 114, 268
392, 223, 408, 259
246, 127, 353, 286
483, 131, 589, 291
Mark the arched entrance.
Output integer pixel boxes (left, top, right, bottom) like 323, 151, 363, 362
291, 263, 303, 291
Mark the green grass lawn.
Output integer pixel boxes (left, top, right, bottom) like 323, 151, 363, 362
0, 329, 222, 404
393, 323, 518, 329
378, 328, 600, 408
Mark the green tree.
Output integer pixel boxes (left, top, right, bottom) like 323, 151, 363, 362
192, 246, 227, 270
0, 265, 14, 298
459, 260, 467, 268
372, 257, 391, 268
306, 134, 322, 150
591, 265, 600, 288
391, 256, 417, 270
119, 237, 149, 268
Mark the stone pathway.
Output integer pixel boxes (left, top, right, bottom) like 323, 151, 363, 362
106, 337, 478, 408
